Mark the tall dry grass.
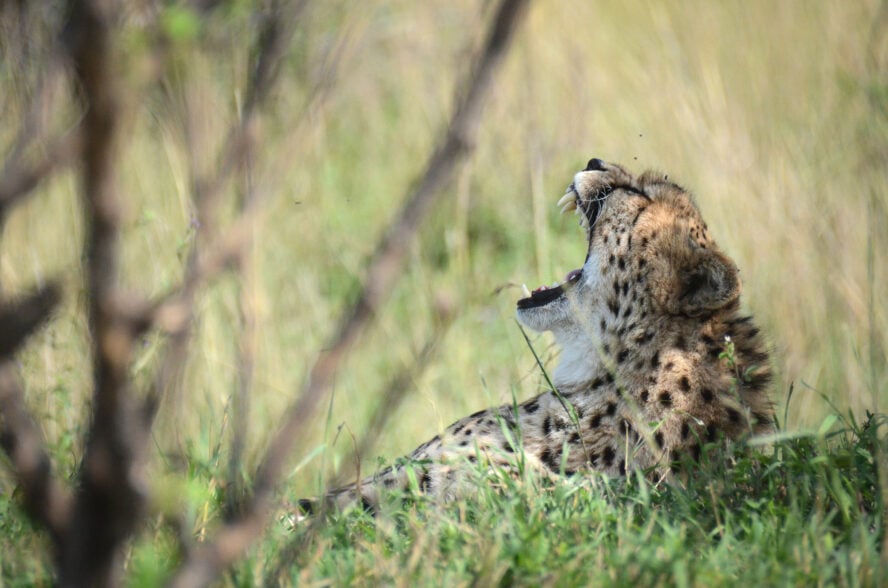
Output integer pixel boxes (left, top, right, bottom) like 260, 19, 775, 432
1, 0, 885, 503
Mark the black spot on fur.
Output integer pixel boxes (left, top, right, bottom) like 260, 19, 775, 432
706, 424, 718, 442
603, 343, 611, 355
459, 440, 469, 447
726, 407, 742, 424
619, 461, 626, 475
608, 298, 620, 316
654, 431, 665, 448
599, 318, 607, 332
609, 254, 616, 265
590, 377, 604, 389
542, 416, 552, 436
650, 351, 660, 368
618, 258, 626, 271
297, 498, 314, 516
524, 399, 540, 413
664, 361, 674, 371
360, 496, 376, 514
603, 446, 616, 467
622, 305, 633, 319
621, 282, 629, 297
606, 402, 617, 416
691, 444, 702, 461
680, 421, 690, 440
589, 414, 602, 428
604, 372, 615, 384
658, 392, 673, 407
569, 432, 581, 444
635, 330, 655, 344
469, 409, 487, 419
540, 446, 562, 471
640, 390, 649, 402
701, 388, 714, 402
612, 281, 620, 296
679, 376, 690, 392
451, 424, 465, 435
617, 349, 630, 363
419, 470, 432, 492
502, 440, 514, 453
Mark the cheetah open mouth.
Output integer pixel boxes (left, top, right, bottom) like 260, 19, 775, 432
516, 178, 604, 310
516, 269, 582, 309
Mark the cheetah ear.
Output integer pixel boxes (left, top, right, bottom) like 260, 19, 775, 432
674, 249, 740, 317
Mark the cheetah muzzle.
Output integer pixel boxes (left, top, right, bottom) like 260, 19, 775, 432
300, 158, 773, 517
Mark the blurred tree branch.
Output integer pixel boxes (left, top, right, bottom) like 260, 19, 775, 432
0, 0, 528, 585
144, 0, 309, 427
0, 284, 69, 544
167, 0, 529, 585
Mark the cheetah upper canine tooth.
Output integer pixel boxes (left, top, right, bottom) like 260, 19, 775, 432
556, 192, 576, 209
521, 283, 531, 298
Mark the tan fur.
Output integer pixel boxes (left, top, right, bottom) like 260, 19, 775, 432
303, 159, 773, 514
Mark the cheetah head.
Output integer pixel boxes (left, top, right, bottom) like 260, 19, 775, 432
516, 158, 741, 382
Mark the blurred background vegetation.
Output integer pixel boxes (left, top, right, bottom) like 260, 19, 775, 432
1, 0, 886, 572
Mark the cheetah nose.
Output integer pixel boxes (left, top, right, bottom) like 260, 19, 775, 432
585, 158, 606, 171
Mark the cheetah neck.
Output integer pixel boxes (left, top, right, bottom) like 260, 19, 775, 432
551, 305, 771, 427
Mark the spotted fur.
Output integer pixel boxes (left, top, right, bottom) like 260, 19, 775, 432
301, 158, 772, 515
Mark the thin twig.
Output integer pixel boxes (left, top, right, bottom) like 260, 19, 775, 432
347, 313, 455, 480
264, 310, 455, 583
0, 284, 62, 357
224, 130, 259, 521
0, 43, 79, 222
166, 2, 529, 585
0, 281, 70, 547
143, 0, 309, 427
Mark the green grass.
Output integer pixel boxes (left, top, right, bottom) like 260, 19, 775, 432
121, 412, 884, 587
1, 0, 887, 585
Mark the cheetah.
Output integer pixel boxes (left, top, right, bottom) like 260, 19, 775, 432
302, 158, 773, 514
